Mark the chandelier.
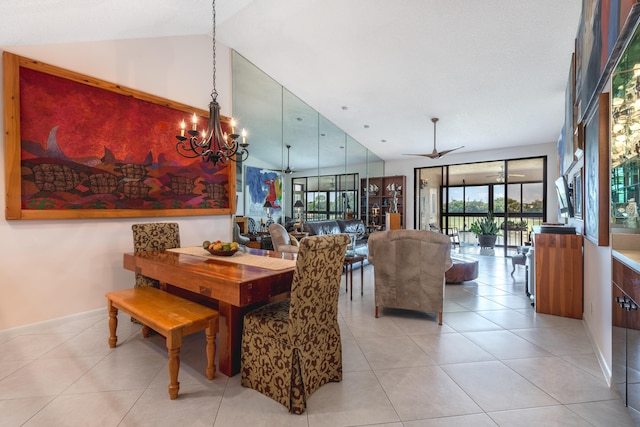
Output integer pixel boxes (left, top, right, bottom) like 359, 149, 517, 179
175, 0, 249, 165
284, 144, 293, 174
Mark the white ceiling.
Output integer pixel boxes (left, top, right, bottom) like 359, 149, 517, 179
0, 0, 582, 162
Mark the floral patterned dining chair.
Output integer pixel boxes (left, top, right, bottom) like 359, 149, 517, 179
240, 233, 350, 414
131, 222, 180, 288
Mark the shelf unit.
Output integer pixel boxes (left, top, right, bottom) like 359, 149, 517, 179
360, 175, 406, 229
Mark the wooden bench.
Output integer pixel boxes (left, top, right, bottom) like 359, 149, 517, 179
106, 286, 219, 399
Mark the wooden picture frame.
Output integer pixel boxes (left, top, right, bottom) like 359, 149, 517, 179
3, 52, 236, 220
584, 92, 609, 246
573, 168, 583, 220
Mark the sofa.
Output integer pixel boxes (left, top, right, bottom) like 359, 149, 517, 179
303, 219, 368, 254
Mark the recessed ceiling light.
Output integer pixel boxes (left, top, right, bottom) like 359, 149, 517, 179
364, 124, 370, 129
296, 117, 303, 121
341, 106, 348, 110
320, 133, 326, 136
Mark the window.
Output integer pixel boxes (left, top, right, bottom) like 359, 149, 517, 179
293, 173, 359, 221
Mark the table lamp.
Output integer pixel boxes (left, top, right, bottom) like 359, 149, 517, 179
294, 200, 304, 220
371, 203, 380, 224
293, 200, 304, 232
263, 200, 273, 220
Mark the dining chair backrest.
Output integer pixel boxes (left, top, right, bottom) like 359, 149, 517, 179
288, 233, 350, 341
132, 222, 180, 287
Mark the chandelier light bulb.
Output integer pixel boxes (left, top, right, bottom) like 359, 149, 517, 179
173, 0, 249, 165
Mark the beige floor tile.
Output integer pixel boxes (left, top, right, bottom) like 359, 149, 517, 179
452, 296, 510, 311
462, 330, 553, 360
441, 361, 558, 412
121, 380, 225, 427
511, 327, 595, 356
487, 405, 595, 427
441, 311, 503, 333
411, 333, 496, 365
23, 390, 142, 427
306, 371, 400, 427
342, 315, 407, 338
342, 338, 371, 372
403, 413, 498, 426
63, 350, 166, 394
504, 357, 620, 404
0, 396, 55, 426
357, 335, 435, 369
0, 333, 76, 362
566, 399, 637, 427
0, 356, 103, 399
376, 366, 482, 420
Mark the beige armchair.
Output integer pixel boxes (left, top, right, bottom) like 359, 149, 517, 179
269, 223, 300, 254
368, 229, 452, 324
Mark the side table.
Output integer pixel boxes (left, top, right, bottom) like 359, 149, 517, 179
343, 254, 366, 300
290, 231, 309, 240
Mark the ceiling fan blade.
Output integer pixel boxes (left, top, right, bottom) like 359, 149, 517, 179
436, 145, 464, 157
403, 149, 440, 158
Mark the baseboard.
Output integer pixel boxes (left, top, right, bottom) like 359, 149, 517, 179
0, 308, 105, 338
582, 318, 612, 387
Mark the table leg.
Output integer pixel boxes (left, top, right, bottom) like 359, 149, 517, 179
345, 264, 348, 292
360, 259, 364, 296
349, 263, 354, 300
217, 302, 243, 377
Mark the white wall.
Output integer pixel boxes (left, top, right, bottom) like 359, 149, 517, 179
383, 141, 561, 228
0, 36, 234, 330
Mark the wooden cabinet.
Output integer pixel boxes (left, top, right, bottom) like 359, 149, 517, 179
361, 175, 406, 229
533, 233, 583, 319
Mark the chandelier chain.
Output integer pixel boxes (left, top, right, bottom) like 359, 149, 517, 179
211, 0, 217, 101
173, 0, 248, 166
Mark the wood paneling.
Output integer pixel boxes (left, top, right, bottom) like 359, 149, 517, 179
534, 233, 583, 319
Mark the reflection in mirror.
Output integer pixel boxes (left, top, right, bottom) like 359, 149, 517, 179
232, 50, 384, 225
232, 53, 282, 166
283, 89, 318, 216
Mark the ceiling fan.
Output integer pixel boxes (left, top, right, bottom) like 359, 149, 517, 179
406, 117, 464, 159
283, 144, 294, 174
486, 165, 525, 182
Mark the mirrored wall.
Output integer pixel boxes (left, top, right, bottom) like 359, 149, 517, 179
232, 51, 384, 224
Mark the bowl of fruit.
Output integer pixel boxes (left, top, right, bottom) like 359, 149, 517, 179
203, 240, 239, 256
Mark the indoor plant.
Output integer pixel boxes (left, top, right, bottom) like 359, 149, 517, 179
469, 212, 500, 248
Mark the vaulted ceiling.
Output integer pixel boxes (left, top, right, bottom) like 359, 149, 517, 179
0, 0, 582, 162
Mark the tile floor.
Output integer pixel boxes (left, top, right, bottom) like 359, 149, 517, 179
0, 253, 636, 426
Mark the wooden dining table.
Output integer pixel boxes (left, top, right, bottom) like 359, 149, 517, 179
123, 246, 296, 377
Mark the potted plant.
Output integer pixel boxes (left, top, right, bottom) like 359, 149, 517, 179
469, 212, 500, 248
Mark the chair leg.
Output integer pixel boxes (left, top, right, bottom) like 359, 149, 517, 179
375, 305, 379, 318
438, 312, 443, 325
